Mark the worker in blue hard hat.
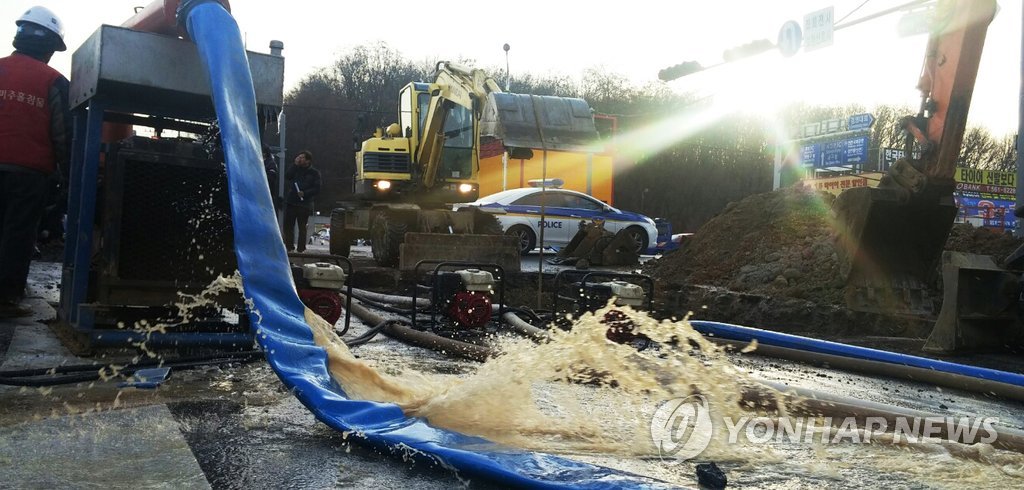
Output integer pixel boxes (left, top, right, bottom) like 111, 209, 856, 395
0, 5, 71, 318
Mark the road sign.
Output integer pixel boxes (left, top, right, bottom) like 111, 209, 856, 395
819, 135, 869, 168
777, 20, 802, 57
848, 113, 874, 131
801, 118, 844, 138
879, 147, 922, 170
801, 143, 820, 166
803, 6, 834, 51
880, 147, 903, 170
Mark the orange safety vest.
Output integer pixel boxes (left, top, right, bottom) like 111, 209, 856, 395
0, 53, 62, 174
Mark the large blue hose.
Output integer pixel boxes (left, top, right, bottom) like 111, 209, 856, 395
183, 3, 670, 487
690, 320, 1024, 387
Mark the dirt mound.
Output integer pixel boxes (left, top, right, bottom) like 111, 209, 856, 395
944, 223, 1024, 260
648, 186, 842, 304
646, 186, 1024, 308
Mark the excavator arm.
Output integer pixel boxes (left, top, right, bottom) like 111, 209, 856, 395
893, 0, 997, 188
416, 63, 501, 189
833, 0, 996, 316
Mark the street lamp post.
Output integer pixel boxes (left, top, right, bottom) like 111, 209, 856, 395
503, 43, 511, 91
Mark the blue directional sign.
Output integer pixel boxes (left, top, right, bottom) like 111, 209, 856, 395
848, 113, 875, 131
819, 136, 870, 168
778, 20, 803, 57
800, 143, 819, 166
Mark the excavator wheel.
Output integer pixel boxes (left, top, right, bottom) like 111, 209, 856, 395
371, 211, 407, 267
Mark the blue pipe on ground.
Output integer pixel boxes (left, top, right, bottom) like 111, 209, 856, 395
690, 320, 1024, 387
180, 2, 670, 487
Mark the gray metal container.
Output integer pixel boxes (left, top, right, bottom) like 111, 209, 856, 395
69, 24, 284, 112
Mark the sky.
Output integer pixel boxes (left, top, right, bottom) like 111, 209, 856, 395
1, 0, 1020, 135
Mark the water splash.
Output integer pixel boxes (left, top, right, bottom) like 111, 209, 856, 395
303, 302, 1024, 486
307, 304, 756, 457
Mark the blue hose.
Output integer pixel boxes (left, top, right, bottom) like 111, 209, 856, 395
690, 320, 1024, 387
182, 3, 669, 487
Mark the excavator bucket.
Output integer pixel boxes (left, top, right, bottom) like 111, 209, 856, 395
549, 221, 640, 268
398, 233, 521, 272
480, 93, 600, 152
832, 186, 957, 316
924, 251, 1022, 353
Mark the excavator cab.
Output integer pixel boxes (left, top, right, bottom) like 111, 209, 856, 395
354, 82, 480, 205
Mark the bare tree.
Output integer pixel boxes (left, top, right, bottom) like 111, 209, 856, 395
284, 43, 1016, 232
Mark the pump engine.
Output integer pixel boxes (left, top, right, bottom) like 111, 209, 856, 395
411, 262, 506, 333
290, 259, 350, 327
553, 271, 654, 348
435, 269, 496, 329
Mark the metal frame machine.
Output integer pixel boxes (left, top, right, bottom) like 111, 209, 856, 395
58, 16, 284, 348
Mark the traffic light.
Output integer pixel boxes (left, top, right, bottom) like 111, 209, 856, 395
722, 39, 774, 62
658, 61, 704, 82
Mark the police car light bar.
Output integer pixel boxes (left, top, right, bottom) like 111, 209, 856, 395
527, 178, 564, 188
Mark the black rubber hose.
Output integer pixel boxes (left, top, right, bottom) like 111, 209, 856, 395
0, 351, 265, 387
744, 380, 1024, 455
342, 294, 492, 362
344, 319, 394, 348
382, 322, 491, 362
0, 350, 264, 378
349, 292, 432, 317
0, 373, 101, 386
499, 306, 543, 324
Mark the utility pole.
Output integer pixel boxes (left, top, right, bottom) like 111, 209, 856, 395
1016, 5, 1024, 237
503, 43, 511, 91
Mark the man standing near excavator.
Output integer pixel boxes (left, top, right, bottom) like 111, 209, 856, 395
282, 150, 320, 253
0, 6, 70, 318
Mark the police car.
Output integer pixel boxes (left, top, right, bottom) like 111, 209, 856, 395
456, 183, 659, 255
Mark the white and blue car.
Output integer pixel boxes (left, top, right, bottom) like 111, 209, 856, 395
455, 186, 660, 255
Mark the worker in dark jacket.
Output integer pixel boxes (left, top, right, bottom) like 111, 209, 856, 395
283, 150, 321, 253
0, 6, 70, 318
262, 144, 281, 210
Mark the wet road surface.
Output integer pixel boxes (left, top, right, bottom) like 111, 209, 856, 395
2, 261, 1023, 488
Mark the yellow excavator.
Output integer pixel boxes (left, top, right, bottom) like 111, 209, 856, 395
330, 62, 599, 269
833, 0, 1023, 352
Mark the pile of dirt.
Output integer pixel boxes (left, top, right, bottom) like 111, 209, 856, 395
646, 186, 1024, 309
647, 186, 843, 305
943, 222, 1024, 259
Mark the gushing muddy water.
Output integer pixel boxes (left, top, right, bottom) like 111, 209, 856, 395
304, 304, 1024, 487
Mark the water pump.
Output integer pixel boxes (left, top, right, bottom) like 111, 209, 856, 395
553, 271, 654, 348
411, 262, 506, 332
438, 269, 496, 329
293, 262, 346, 325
